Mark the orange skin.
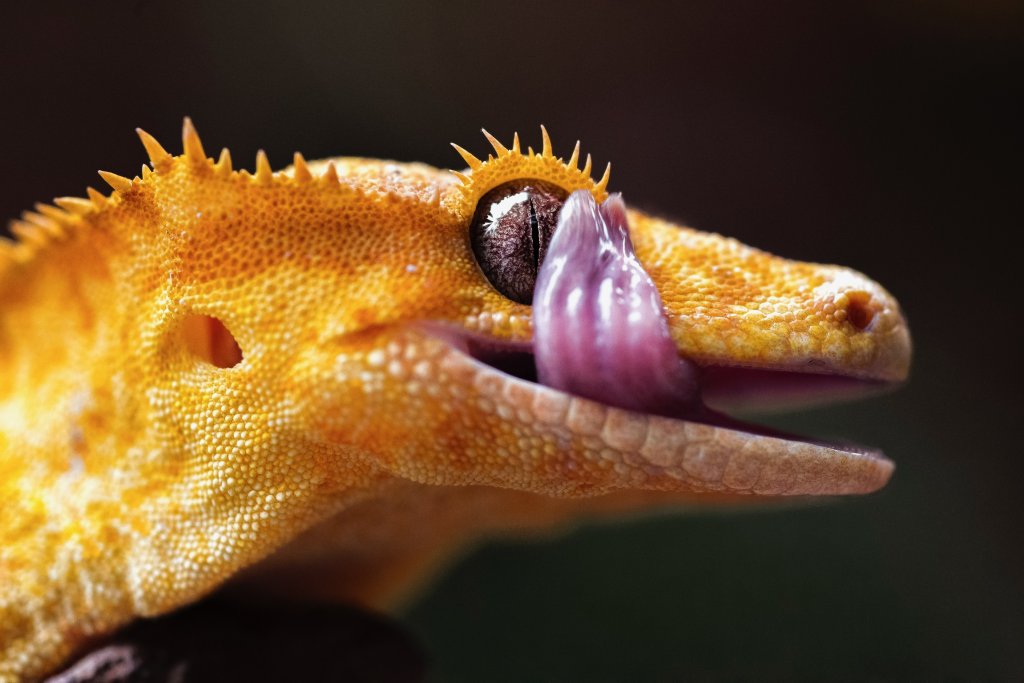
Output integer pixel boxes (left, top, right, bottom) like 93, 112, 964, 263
0, 120, 910, 680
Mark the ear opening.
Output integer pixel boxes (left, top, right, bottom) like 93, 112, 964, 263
181, 314, 243, 368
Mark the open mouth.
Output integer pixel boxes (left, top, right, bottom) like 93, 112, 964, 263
449, 330, 892, 458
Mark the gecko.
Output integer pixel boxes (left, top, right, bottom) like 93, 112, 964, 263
0, 119, 911, 681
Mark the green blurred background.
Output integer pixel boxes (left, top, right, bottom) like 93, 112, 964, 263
3, 1, 1021, 679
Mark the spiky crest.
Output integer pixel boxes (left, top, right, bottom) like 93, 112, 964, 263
34, 204, 73, 227
98, 171, 132, 193
182, 117, 206, 162
450, 144, 482, 171
216, 148, 233, 176
540, 125, 553, 157
136, 128, 171, 168
447, 127, 610, 216
293, 152, 313, 182
2, 118, 355, 272
54, 197, 93, 215
481, 129, 509, 158
10, 222, 50, 247
322, 161, 339, 184
567, 141, 581, 170
255, 150, 273, 184
4, 118, 607, 276
595, 162, 612, 195
84, 187, 104, 207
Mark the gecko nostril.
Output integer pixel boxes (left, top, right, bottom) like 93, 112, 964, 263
182, 314, 243, 368
845, 292, 876, 331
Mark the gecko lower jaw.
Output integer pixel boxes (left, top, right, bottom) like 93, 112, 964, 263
418, 322, 895, 496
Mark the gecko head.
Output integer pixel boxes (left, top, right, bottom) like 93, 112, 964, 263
280, 128, 911, 499
115, 121, 909, 505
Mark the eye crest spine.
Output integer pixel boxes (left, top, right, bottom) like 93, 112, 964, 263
448, 126, 611, 206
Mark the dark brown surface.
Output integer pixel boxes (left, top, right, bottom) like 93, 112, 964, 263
47, 601, 425, 683
470, 179, 568, 304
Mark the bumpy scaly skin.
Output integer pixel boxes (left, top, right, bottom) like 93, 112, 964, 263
0, 121, 910, 681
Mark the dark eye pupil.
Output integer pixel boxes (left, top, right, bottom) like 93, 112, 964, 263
470, 179, 568, 304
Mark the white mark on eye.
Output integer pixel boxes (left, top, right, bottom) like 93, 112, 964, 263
405, 264, 419, 273
485, 191, 529, 234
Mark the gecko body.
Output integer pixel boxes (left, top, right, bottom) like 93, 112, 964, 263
0, 121, 910, 680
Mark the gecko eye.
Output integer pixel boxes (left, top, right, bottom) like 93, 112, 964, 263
470, 179, 568, 304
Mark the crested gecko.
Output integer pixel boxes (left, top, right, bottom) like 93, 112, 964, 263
0, 120, 911, 681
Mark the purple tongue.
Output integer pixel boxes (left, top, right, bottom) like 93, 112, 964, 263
533, 190, 700, 416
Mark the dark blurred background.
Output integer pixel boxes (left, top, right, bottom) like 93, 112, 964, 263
4, 1, 1022, 680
